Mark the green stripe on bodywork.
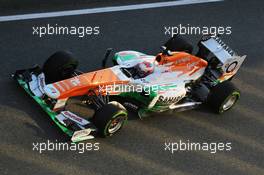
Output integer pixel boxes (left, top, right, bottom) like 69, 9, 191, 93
113, 52, 145, 62
17, 79, 74, 137
117, 84, 178, 113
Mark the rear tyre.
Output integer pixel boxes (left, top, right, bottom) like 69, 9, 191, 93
43, 51, 78, 84
93, 102, 128, 137
164, 35, 193, 53
207, 81, 240, 114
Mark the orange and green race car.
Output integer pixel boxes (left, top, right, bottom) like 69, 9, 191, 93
13, 35, 246, 142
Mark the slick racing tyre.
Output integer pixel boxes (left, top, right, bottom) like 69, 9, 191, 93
207, 81, 240, 114
43, 51, 79, 84
93, 102, 128, 137
164, 35, 193, 54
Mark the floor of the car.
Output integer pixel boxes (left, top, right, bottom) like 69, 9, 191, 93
64, 97, 95, 119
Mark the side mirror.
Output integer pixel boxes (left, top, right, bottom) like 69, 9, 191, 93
160, 46, 172, 56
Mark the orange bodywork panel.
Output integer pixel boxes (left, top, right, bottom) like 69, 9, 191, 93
52, 68, 128, 99
157, 52, 208, 76
218, 72, 234, 82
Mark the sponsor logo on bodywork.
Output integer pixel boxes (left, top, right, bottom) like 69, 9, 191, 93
44, 84, 60, 99
37, 73, 46, 93
62, 111, 89, 126
174, 57, 191, 65
70, 77, 81, 86
214, 37, 235, 56
158, 94, 185, 104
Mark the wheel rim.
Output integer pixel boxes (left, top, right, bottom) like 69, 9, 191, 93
222, 95, 237, 111
108, 116, 125, 134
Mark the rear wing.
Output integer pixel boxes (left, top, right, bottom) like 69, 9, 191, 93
200, 35, 246, 77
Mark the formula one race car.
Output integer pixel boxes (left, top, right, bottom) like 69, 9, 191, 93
14, 35, 246, 142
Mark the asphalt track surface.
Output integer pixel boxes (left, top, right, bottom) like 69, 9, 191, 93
0, 0, 263, 175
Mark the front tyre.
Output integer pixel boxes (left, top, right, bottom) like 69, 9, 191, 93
207, 81, 240, 114
43, 51, 78, 84
93, 102, 128, 137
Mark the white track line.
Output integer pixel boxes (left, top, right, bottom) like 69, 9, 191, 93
0, 0, 223, 22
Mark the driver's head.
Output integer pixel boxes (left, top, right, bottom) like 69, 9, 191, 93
136, 61, 155, 78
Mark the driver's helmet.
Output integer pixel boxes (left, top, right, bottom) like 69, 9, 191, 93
136, 61, 155, 78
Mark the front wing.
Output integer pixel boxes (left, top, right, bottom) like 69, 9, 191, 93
13, 68, 96, 142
